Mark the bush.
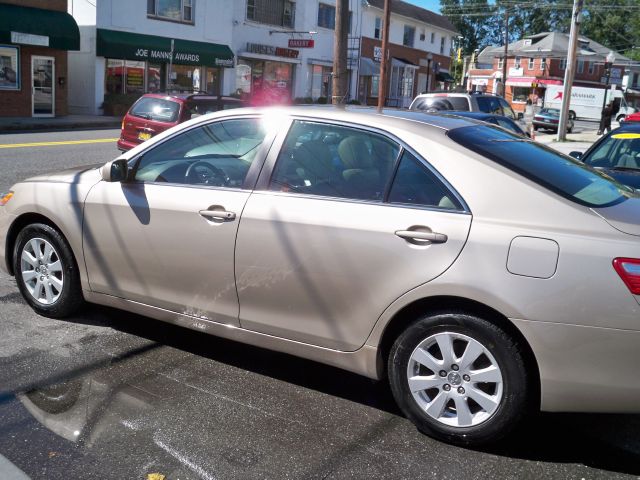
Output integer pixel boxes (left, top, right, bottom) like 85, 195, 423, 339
293, 97, 314, 104
347, 99, 361, 105
316, 96, 328, 104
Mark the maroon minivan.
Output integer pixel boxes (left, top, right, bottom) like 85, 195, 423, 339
117, 93, 244, 151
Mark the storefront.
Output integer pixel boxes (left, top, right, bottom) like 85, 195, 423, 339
0, 2, 80, 117
96, 28, 234, 96
235, 43, 300, 105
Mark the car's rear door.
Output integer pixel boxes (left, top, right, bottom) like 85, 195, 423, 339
234, 118, 472, 351
84, 116, 273, 326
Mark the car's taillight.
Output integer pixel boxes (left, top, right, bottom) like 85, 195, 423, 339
613, 258, 640, 294
121, 117, 126, 130
0, 191, 13, 206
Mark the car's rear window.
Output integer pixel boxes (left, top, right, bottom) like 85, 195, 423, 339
130, 97, 180, 123
448, 125, 635, 208
413, 96, 470, 112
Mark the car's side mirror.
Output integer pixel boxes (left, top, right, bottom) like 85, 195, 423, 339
569, 151, 583, 160
100, 159, 129, 182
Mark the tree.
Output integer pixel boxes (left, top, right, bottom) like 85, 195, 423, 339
581, 0, 640, 61
439, 0, 499, 53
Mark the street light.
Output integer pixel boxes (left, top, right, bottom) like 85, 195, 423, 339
598, 51, 616, 135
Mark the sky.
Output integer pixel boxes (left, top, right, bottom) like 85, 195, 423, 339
404, 0, 441, 13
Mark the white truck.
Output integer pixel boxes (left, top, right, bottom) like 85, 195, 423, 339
543, 85, 635, 122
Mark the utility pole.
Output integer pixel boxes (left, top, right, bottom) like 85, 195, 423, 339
332, 0, 349, 107
377, 0, 391, 112
557, 0, 583, 141
500, 8, 509, 97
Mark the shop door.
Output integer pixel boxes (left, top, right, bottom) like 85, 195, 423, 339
32, 56, 55, 117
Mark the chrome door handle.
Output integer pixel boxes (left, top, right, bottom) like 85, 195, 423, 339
199, 209, 236, 220
395, 230, 448, 243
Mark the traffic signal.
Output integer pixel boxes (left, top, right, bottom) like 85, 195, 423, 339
457, 48, 462, 61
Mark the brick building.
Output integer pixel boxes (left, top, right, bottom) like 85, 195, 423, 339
0, 0, 79, 117
358, 0, 457, 107
467, 32, 631, 114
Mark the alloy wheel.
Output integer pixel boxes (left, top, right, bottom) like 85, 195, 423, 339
20, 237, 64, 305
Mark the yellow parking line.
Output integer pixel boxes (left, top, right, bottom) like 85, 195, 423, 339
0, 138, 119, 149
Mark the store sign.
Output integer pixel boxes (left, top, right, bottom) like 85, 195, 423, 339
246, 42, 299, 59
508, 66, 523, 77
373, 46, 382, 62
11, 31, 49, 47
288, 39, 314, 48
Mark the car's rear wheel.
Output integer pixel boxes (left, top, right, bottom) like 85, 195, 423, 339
533, 125, 538, 131
569, 110, 576, 120
388, 311, 530, 446
13, 223, 83, 318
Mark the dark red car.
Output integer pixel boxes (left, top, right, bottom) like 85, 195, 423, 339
117, 93, 244, 151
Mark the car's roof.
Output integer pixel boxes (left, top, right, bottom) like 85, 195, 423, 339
247, 105, 481, 132
434, 111, 499, 121
616, 122, 640, 132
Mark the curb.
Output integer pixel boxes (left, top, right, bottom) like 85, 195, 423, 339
0, 121, 121, 133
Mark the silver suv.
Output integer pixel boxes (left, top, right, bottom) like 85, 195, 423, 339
410, 92, 518, 122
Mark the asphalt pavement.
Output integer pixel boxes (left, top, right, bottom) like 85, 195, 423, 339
1, 128, 640, 480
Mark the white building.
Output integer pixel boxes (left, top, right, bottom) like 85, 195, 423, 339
68, 0, 454, 114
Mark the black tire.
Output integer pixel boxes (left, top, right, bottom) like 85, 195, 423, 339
13, 223, 84, 318
616, 114, 625, 123
567, 126, 573, 133
388, 311, 530, 446
569, 110, 576, 120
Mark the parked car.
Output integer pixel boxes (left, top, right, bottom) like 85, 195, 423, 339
533, 107, 574, 133
3, 106, 640, 447
410, 92, 519, 122
117, 93, 244, 151
569, 123, 640, 189
433, 111, 529, 137
621, 112, 640, 124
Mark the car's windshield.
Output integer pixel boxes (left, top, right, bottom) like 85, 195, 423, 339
448, 125, 636, 208
583, 132, 640, 171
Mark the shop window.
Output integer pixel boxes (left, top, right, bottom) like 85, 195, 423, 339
171, 65, 200, 92
247, 0, 295, 28
577, 60, 584, 73
106, 59, 124, 94
147, 0, 194, 23
371, 75, 379, 98
403, 25, 415, 48
560, 58, 567, 70
374, 17, 382, 39
0, 45, 19, 91
311, 64, 332, 99
147, 63, 163, 92
125, 61, 145, 94
512, 86, 530, 103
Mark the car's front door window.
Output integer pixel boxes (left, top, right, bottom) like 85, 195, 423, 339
134, 118, 267, 188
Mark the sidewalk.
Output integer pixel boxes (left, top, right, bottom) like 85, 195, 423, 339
0, 115, 122, 133
534, 130, 602, 155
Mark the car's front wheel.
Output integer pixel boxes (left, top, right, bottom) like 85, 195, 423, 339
13, 223, 83, 318
388, 312, 530, 446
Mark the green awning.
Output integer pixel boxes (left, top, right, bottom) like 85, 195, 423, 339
96, 28, 234, 68
0, 3, 79, 50
436, 72, 455, 82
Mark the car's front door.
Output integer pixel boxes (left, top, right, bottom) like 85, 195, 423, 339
84, 116, 271, 325
235, 119, 472, 351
